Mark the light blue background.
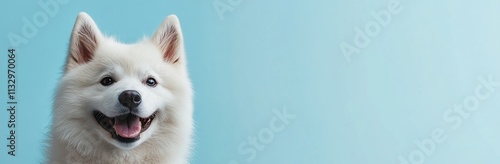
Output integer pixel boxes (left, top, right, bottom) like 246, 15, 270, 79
1, 0, 500, 163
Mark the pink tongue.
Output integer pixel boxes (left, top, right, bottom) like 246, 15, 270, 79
113, 115, 142, 138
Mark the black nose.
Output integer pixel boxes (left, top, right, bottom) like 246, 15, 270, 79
118, 90, 141, 108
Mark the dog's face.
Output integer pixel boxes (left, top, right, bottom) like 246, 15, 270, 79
53, 13, 192, 152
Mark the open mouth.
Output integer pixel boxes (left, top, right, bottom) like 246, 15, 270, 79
93, 110, 157, 143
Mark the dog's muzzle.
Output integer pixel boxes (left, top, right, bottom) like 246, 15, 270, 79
93, 90, 156, 143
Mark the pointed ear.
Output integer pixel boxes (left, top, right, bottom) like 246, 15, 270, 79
65, 12, 103, 71
151, 15, 185, 64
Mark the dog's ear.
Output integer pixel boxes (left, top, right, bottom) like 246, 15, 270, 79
151, 15, 185, 64
65, 12, 103, 71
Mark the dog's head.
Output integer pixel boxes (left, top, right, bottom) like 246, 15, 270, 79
53, 12, 192, 153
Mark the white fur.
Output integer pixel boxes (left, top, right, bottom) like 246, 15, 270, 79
47, 12, 193, 164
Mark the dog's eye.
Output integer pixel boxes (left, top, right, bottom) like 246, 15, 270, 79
100, 77, 115, 86
145, 78, 157, 87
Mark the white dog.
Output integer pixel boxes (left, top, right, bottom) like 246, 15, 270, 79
48, 12, 193, 164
